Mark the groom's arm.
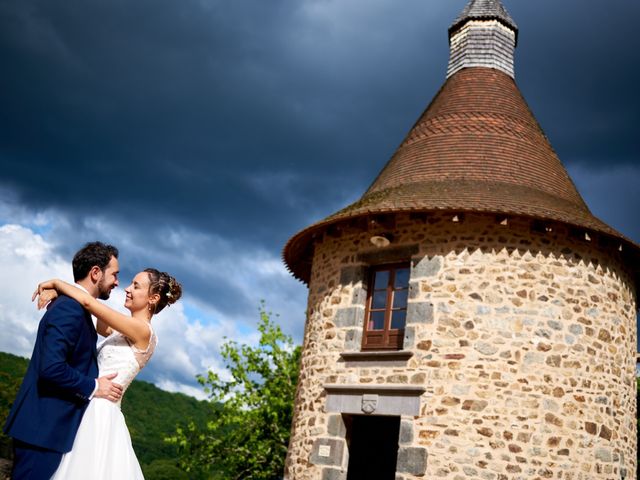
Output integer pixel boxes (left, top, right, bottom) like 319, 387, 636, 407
37, 298, 96, 401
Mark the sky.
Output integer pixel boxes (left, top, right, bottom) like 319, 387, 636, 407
0, 0, 638, 398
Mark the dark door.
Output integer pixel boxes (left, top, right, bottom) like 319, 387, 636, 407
346, 415, 400, 480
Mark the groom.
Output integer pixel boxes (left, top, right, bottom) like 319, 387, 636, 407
4, 241, 125, 479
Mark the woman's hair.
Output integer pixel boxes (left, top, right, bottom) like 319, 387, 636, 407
144, 268, 182, 314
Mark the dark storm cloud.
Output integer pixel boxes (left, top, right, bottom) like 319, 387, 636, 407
1, 0, 638, 322
511, 0, 640, 167
0, 0, 452, 246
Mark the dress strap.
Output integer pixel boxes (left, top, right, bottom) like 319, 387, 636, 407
129, 322, 156, 354
130, 323, 157, 369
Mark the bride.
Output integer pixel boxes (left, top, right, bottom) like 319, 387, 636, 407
33, 268, 182, 480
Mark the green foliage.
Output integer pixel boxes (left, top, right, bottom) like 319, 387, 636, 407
122, 379, 210, 475
0, 352, 28, 459
0, 351, 210, 480
140, 458, 190, 480
168, 304, 301, 480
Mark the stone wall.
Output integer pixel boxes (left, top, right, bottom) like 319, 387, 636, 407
284, 213, 637, 480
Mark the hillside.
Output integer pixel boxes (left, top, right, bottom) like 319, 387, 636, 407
0, 351, 210, 479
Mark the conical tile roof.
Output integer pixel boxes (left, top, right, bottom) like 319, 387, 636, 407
357, 67, 587, 213
283, 2, 639, 283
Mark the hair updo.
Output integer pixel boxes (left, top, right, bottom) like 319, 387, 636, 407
144, 268, 182, 314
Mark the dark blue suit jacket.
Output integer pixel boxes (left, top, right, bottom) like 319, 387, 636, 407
4, 294, 98, 453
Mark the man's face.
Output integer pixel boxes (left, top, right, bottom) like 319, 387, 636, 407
97, 256, 120, 300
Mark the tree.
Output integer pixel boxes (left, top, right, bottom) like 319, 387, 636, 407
0, 355, 27, 460
141, 459, 190, 480
168, 304, 301, 480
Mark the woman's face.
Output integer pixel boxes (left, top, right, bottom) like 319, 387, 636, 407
124, 272, 152, 313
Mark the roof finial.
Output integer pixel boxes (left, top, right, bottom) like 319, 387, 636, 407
447, 0, 518, 78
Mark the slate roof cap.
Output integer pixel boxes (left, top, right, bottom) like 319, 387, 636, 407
449, 0, 518, 40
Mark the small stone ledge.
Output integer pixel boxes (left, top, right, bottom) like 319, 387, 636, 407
339, 350, 413, 366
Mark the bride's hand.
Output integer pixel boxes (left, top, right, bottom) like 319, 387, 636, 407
32, 280, 59, 309
34, 289, 59, 309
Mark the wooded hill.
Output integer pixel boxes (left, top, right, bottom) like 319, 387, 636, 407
0, 351, 210, 479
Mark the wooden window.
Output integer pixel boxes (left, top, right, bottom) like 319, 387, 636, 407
362, 263, 410, 350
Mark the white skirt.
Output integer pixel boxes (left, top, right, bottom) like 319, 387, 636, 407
51, 398, 144, 479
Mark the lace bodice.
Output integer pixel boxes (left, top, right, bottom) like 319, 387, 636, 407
96, 325, 157, 406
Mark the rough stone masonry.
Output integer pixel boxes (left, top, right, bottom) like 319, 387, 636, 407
284, 213, 636, 480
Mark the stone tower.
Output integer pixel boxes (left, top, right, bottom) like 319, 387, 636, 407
283, 1, 639, 478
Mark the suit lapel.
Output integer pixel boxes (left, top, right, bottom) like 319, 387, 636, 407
84, 310, 98, 360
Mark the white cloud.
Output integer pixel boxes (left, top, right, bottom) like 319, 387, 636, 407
0, 224, 71, 356
0, 188, 67, 232
154, 380, 208, 400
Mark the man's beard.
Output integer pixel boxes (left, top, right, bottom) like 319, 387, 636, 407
97, 278, 112, 300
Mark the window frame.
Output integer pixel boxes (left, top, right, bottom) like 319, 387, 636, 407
361, 262, 410, 351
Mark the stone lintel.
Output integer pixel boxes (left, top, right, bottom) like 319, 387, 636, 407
356, 245, 419, 265
324, 384, 425, 416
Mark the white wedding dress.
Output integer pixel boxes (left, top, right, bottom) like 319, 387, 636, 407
51, 325, 157, 480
